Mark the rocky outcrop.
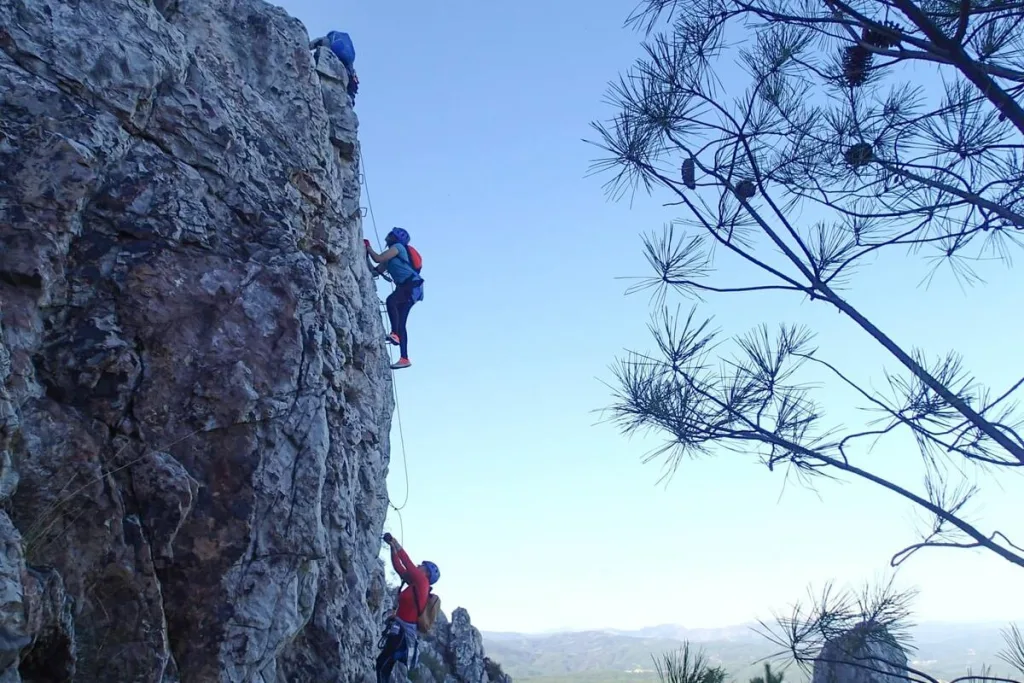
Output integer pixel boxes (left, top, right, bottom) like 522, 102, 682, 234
811, 621, 910, 683
0, 0, 394, 681
392, 607, 511, 683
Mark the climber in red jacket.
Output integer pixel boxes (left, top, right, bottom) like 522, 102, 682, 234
376, 533, 440, 683
389, 536, 432, 621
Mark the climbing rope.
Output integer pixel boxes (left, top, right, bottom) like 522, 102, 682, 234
359, 154, 411, 524
389, 502, 405, 548
390, 381, 410, 511
359, 155, 385, 250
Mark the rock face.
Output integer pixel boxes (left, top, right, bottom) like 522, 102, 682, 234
811, 621, 910, 683
0, 0, 395, 681
391, 606, 511, 683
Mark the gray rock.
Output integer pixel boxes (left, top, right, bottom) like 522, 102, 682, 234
313, 47, 359, 158
811, 621, 910, 683
0, 511, 76, 683
1, 0, 396, 682
449, 608, 488, 683
19, 566, 76, 683
403, 606, 512, 683
0, 513, 32, 676
0, 320, 18, 503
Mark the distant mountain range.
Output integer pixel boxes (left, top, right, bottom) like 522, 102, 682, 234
601, 624, 763, 642
482, 623, 761, 644
481, 621, 1021, 683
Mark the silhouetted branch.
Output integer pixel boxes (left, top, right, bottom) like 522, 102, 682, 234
653, 642, 728, 683
1001, 624, 1024, 676
757, 579, 1023, 683
594, 0, 1024, 569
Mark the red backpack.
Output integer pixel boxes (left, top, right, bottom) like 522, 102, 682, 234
402, 245, 423, 273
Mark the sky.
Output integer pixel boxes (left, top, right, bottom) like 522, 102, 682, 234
273, 0, 1024, 634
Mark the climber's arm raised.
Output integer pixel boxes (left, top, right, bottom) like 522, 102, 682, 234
365, 240, 398, 264
386, 536, 415, 580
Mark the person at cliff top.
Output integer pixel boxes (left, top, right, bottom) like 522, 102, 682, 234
365, 228, 424, 370
309, 30, 358, 103
376, 533, 440, 683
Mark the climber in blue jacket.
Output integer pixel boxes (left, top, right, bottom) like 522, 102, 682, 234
365, 228, 424, 370
309, 30, 358, 102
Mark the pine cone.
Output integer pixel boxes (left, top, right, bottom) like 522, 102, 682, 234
681, 158, 696, 190
862, 20, 902, 49
844, 142, 874, 168
842, 45, 872, 87
735, 180, 756, 199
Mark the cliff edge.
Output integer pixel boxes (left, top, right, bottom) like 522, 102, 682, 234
0, 0, 398, 680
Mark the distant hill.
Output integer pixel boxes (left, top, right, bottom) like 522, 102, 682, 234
481, 621, 1021, 683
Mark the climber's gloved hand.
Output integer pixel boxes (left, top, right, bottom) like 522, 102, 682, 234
382, 532, 393, 544
364, 239, 371, 251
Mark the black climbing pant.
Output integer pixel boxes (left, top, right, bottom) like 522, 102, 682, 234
386, 279, 418, 359
376, 631, 405, 683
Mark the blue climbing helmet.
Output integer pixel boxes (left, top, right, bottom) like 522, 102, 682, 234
386, 227, 411, 246
421, 561, 440, 585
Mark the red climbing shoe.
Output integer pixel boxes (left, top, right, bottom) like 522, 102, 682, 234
390, 357, 411, 370
386, 332, 400, 346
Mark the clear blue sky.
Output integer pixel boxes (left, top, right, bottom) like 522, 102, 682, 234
274, 0, 1024, 633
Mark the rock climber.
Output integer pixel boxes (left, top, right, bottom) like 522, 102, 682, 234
376, 533, 440, 683
309, 30, 359, 103
365, 228, 423, 370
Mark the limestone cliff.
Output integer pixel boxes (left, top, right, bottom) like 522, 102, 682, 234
0, 0, 400, 680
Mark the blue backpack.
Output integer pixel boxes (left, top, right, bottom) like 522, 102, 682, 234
326, 31, 355, 69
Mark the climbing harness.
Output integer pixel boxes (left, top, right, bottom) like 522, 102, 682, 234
377, 563, 420, 671
377, 615, 420, 672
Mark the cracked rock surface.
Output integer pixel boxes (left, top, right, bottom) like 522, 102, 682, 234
0, 0, 394, 680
